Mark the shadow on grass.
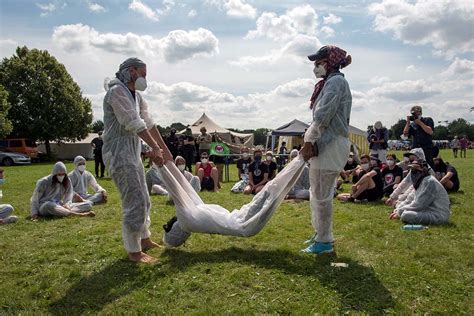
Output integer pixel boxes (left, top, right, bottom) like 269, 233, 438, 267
48, 259, 164, 316
163, 247, 395, 314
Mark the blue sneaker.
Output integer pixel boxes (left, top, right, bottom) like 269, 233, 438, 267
301, 242, 334, 254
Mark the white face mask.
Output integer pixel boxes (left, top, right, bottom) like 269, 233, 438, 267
177, 164, 186, 171
361, 163, 370, 171
77, 165, 86, 172
387, 160, 395, 167
242, 153, 249, 158
201, 158, 208, 164
348, 158, 353, 163
135, 76, 147, 91
266, 156, 272, 161
56, 175, 65, 183
313, 64, 326, 78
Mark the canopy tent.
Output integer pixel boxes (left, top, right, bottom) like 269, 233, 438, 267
266, 119, 369, 156
180, 113, 254, 154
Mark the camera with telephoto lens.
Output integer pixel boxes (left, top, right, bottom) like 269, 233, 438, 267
409, 113, 418, 121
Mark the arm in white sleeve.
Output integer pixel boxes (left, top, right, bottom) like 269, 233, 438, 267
109, 86, 147, 134
390, 170, 412, 200
303, 79, 341, 143
30, 180, 43, 216
64, 182, 74, 205
397, 180, 436, 216
88, 173, 105, 193
138, 94, 155, 130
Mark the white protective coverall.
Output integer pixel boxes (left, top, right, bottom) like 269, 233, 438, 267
0, 204, 17, 224
102, 78, 155, 253
303, 72, 352, 243
396, 175, 450, 225
68, 156, 106, 204
145, 166, 169, 195
30, 162, 93, 217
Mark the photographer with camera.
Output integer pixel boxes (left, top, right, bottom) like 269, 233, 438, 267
368, 121, 388, 163
403, 105, 434, 167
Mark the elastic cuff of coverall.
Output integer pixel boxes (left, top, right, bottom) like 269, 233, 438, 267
123, 230, 142, 253
125, 118, 147, 134
141, 229, 151, 240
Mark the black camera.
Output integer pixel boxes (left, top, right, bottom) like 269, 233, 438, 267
409, 113, 419, 121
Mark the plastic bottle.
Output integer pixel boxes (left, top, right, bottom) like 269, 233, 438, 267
402, 224, 428, 230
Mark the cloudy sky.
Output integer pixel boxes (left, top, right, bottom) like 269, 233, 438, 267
1, 0, 473, 131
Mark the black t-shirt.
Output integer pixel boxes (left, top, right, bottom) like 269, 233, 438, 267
381, 165, 403, 186
409, 117, 434, 148
447, 166, 460, 189
265, 161, 277, 180
91, 137, 103, 155
166, 134, 180, 154
236, 157, 252, 176
370, 167, 384, 194
248, 161, 269, 184
344, 160, 358, 171
183, 135, 195, 150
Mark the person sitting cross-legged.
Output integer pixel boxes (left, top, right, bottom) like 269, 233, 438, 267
69, 156, 108, 205
433, 157, 460, 192
195, 152, 219, 192
389, 159, 450, 225
244, 147, 269, 195
231, 146, 252, 193
175, 156, 201, 193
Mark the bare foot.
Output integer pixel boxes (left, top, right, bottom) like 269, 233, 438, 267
128, 252, 158, 264
141, 238, 162, 251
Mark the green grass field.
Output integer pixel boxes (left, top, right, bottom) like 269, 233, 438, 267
0, 149, 472, 314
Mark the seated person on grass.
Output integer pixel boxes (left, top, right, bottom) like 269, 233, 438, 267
244, 147, 269, 195
263, 150, 278, 180
382, 153, 403, 196
337, 152, 359, 189
69, 156, 108, 205
175, 156, 201, 193
286, 152, 310, 200
433, 157, 460, 192
337, 154, 383, 202
146, 164, 169, 196
196, 152, 219, 192
0, 168, 18, 225
231, 146, 252, 193
389, 159, 450, 225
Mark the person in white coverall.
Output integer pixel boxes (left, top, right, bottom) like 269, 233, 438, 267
0, 168, 18, 225
30, 162, 95, 220
69, 156, 107, 205
102, 57, 172, 264
300, 45, 353, 254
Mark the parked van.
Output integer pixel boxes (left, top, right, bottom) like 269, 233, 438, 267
0, 138, 40, 159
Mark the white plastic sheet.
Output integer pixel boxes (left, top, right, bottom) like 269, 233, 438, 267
158, 156, 306, 246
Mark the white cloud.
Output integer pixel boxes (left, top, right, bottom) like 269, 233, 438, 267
0, 39, 18, 46
88, 2, 106, 13
406, 65, 416, 72
36, 2, 56, 16
369, 0, 474, 58
157, 0, 175, 16
323, 13, 342, 25
128, 0, 159, 21
368, 79, 441, 101
205, 0, 257, 19
442, 58, 474, 77
320, 26, 335, 37
52, 24, 219, 63
188, 9, 197, 17
369, 76, 390, 85
246, 4, 317, 42
225, 0, 257, 18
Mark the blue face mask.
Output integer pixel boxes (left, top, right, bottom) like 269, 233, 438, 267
254, 155, 261, 162
0, 179, 5, 185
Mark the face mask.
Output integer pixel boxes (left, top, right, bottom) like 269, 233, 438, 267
410, 170, 424, 185
201, 158, 208, 164
177, 164, 186, 171
242, 153, 249, 158
313, 64, 326, 78
266, 156, 272, 161
348, 158, 353, 163
387, 160, 395, 167
403, 157, 410, 163
77, 165, 86, 172
0, 179, 5, 185
254, 155, 262, 162
361, 163, 370, 171
370, 160, 378, 167
135, 76, 147, 91
56, 175, 65, 183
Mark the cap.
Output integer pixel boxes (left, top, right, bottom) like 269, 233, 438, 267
308, 45, 330, 61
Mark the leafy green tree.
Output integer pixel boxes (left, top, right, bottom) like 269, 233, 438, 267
90, 120, 104, 133
433, 125, 449, 140
0, 85, 13, 138
389, 119, 407, 140
448, 118, 471, 139
0, 46, 92, 156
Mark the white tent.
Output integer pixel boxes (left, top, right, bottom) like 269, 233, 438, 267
38, 133, 98, 160
181, 113, 254, 153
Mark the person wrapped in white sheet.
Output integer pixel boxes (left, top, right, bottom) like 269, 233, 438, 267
69, 156, 107, 205
102, 57, 173, 263
389, 159, 450, 225
30, 162, 95, 220
300, 45, 353, 254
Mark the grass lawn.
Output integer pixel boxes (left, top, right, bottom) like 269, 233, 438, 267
0, 149, 472, 314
